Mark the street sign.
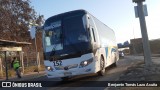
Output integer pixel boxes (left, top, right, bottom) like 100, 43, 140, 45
29, 26, 36, 39
134, 4, 148, 18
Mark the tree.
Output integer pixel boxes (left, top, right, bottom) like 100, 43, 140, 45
0, 0, 44, 42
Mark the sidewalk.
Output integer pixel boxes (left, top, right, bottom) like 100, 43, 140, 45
0, 71, 46, 81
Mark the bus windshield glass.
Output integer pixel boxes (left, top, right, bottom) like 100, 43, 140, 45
44, 21, 63, 51
63, 15, 88, 45
43, 14, 90, 60
45, 27, 61, 46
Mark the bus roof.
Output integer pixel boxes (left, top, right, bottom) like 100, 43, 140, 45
45, 9, 87, 24
44, 9, 115, 34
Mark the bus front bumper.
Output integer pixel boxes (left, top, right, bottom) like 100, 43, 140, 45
46, 67, 97, 78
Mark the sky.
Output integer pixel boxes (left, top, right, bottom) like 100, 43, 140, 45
30, 0, 160, 43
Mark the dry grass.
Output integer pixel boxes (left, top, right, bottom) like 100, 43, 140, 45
24, 65, 45, 74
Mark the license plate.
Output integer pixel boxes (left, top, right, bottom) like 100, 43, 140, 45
64, 72, 72, 76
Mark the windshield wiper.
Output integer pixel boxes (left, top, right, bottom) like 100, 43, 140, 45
49, 34, 64, 61
49, 44, 57, 61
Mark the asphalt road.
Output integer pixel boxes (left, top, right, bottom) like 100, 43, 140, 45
1, 55, 144, 90
34, 55, 142, 90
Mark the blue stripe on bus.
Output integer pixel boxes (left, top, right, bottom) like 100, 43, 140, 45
105, 47, 108, 59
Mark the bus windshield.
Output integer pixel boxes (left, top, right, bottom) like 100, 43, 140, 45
63, 15, 89, 45
45, 27, 61, 46
43, 14, 91, 60
44, 21, 63, 51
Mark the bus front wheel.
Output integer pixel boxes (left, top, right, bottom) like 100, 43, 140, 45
98, 56, 105, 76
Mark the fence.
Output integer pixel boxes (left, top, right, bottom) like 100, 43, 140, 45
0, 51, 44, 78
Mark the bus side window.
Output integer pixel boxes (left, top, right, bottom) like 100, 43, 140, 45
87, 27, 91, 41
91, 28, 96, 42
89, 26, 96, 42
89, 27, 93, 42
89, 26, 96, 43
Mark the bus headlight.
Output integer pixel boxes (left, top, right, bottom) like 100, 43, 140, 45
79, 58, 93, 68
45, 66, 54, 71
83, 61, 88, 65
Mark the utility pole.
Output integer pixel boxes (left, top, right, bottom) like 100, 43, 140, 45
132, 0, 152, 66
29, 23, 39, 73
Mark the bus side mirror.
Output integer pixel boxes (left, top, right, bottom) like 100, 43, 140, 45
28, 26, 36, 39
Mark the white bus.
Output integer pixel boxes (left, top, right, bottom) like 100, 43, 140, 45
39, 10, 119, 80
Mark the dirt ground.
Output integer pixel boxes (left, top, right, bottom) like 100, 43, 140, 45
108, 56, 160, 90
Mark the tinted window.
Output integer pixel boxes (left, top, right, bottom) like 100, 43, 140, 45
63, 15, 88, 45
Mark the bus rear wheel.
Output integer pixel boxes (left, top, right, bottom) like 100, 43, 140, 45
98, 56, 105, 76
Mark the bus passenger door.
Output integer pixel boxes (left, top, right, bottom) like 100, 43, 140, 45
89, 26, 97, 50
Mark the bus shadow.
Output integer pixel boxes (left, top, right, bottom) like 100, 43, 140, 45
54, 64, 118, 86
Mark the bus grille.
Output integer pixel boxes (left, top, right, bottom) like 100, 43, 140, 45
54, 64, 78, 70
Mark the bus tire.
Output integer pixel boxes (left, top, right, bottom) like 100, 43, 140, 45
61, 77, 69, 81
98, 56, 105, 76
